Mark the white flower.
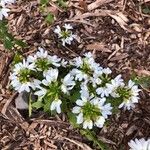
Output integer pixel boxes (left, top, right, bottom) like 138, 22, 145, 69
0, 7, 10, 20
107, 74, 125, 98
70, 68, 88, 82
10, 74, 28, 93
54, 25, 61, 37
61, 59, 68, 67
61, 34, 76, 46
72, 89, 112, 129
27, 48, 61, 72
76, 112, 84, 124
42, 69, 58, 86
96, 86, 112, 97
83, 120, 93, 129
64, 24, 73, 30
61, 74, 75, 94
54, 24, 76, 46
90, 77, 102, 87
119, 80, 141, 110
84, 52, 93, 59
34, 86, 47, 98
49, 55, 61, 67
91, 97, 112, 119
50, 99, 62, 114
128, 138, 150, 150
36, 47, 48, 58
70, 56, 83, 68
102, 68, 112, 75
95, 116, 105, 128
9, 60, 36, 93
13, 59, 35, 74
112, 74, 124, 87
70, 54, 102, 85
0, 0, 15, 6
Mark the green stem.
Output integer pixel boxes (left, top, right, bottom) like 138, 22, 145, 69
80, 129, 110, 150
29, 93, 32, 117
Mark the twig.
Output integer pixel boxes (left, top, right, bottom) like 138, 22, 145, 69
1, 92, 18, 115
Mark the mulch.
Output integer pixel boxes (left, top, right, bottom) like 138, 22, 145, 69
0, 0, 150, 149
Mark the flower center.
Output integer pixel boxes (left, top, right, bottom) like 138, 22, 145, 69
61, 30, 71, 39
99, 75, 111, 87
117, 87, 132, 101
82, 101, 101, 120
19, 68, 31, 83
81, 59, 92, 75
35, 58, 50, 71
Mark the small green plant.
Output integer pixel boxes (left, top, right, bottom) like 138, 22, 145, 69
56, 0, 67, 9
133, 75, 150, 91
0, 23, 26, 49
0, 21, 26, 49
10, 48, 141, 149
0, 0, 26, 50
40, 0, 55, 25
45, 13, 54, 24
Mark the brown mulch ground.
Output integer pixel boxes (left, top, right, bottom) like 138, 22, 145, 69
0, 0, 150, 149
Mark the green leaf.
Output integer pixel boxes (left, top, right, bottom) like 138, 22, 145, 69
57, 0, 67, 8
14, 39, 27, 48
0, 20, 27, 50
32, 101, 43, 109
4, 38, 13, 49
70, 90, 80, 102
40, 0, 49, 5
134, 76, 150, 89
12, 52, 23, 65
68, 112, 79, 128
43, 96, 52, 112
80, 129, 110, 150
45, 13, 54, 24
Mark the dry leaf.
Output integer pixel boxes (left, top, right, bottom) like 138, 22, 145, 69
133, 69, 150, 76
110, 53, 128, 61
79, 0, 88, 11
86, 42, 111, 52
88, 0, 113, 11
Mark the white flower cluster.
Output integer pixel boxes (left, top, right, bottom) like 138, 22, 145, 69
54, 24, 76, 46
72, 89, 112, 129
10, 48, 141, 129
0, 0, 15, 20
128, 138, 150, 150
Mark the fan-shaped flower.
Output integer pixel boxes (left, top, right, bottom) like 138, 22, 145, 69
9, 60, 39, 93
128, 138, 150, 150
72, 89, 112, 129
118, 80, 141, 110
54, 24, 76, 46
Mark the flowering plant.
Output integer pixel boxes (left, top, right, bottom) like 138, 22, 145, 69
54, 24, 76, 46
10, 47, 141, 131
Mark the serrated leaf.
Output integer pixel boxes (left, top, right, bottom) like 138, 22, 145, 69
32, 101, 43, 109
68, 112, 79, 128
